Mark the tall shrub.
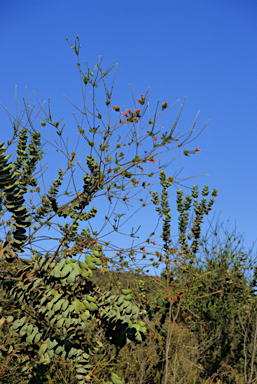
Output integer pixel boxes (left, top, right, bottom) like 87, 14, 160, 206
0, 36, 212, 384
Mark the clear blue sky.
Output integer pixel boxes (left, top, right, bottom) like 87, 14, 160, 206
1, 1, 257, 283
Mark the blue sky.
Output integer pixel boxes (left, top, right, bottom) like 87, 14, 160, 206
1, 1, 257, 283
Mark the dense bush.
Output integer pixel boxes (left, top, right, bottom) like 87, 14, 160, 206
160, 217, 257, 383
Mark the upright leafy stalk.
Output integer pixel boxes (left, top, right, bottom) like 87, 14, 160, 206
148, 170, 218, 383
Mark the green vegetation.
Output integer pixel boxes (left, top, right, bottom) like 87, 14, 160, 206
0, 36, 257, 384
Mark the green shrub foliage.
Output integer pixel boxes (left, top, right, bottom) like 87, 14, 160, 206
0, 138, 148, 384
160, 220, 257, 383
4, 36, 249, 384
